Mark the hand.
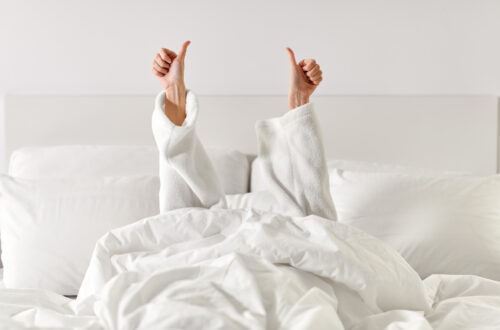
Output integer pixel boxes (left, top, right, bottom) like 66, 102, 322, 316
286, 47, 323, 110
152, 41, 191, 125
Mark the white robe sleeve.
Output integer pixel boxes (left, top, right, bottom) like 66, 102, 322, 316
152, 90, 226, 213
250, 103, 337, 220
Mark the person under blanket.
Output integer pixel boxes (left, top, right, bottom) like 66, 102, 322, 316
150, 40, 336, 220
75, 42, 429, 328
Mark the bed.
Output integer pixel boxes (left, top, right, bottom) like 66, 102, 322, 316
1, 94, 500, 329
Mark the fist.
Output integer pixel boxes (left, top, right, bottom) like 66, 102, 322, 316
152, 41, 190, 91
286, 47, 323, 109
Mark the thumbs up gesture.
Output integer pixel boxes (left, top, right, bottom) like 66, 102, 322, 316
286, 47, 323, 110
152, 41, 191, 125
152, 41, 191, 91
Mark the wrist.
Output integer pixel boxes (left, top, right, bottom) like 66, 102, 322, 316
164, 84, 186, 109
288, 90, 310, 110
164, 84, 187, 126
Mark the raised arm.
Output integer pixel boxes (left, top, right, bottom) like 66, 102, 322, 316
250, 48, 336, 220
152, 41, 190, 126
151, 42, 226, 212
286, 47, 323, 110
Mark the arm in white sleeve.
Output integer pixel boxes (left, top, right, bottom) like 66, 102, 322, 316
152, 90, 226, 213
250, 103, 337, 220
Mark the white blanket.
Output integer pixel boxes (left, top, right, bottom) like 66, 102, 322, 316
2, 212, 500, 329
1, 92, 500, 329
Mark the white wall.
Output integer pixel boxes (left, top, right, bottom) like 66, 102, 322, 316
5, 94, 497, 174
1, 0, 500, 172
1, 0, 500, 95
0, 95, 4, 171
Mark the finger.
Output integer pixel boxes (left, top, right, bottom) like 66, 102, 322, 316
312, 77, 323, 85
308, 67, 322, 78
307, 71, 322, 81
286, 47, 297, 69
152, 67, 164, 77
309, 71, 322, 82
160, 48, 176, 62
306, 64, 320, 76
155, 54, 170, 69
302, 59, 316, 71
178, 40, 191, 61
152, 61, 168, 74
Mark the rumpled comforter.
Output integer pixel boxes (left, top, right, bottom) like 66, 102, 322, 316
2, 207, 500, 329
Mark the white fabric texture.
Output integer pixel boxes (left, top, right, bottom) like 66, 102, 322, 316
3, 269, 500, 329
327, 159, 468, 175
9, 145, 250, 195
0, 91, 499, 329
152, 90, 336, 219
0, 175, 159, 295
330, 169, 500, 280
75, 91, 427, 326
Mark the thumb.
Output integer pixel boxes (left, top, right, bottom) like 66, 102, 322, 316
286, 47, 297, 70
178, 40, 191, 61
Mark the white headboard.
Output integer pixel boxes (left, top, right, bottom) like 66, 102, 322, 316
3, 95, 498, 174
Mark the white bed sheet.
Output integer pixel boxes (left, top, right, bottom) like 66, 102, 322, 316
1, 276, 499, 329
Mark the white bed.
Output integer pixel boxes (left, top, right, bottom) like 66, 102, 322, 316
1, 94, 500, 329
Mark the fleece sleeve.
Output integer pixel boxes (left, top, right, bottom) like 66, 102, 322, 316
250, 103, 337, 220
152, 90, 226, 213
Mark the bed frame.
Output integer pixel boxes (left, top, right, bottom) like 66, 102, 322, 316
2, 95, 498, 174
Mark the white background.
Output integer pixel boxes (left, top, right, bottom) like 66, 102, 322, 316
1, 0, 500, 170
2, 0, 500, 95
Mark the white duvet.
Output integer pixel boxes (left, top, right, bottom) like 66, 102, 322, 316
1, 92, 500, 329
2, 210, 500, 329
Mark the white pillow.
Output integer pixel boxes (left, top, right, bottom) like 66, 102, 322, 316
328, 159, 467, 175
0, 175, 159, 295
9, 145, 250, 194
330, 169, 500, 280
